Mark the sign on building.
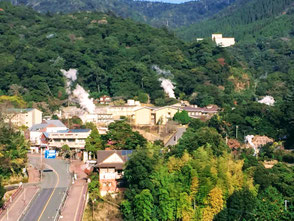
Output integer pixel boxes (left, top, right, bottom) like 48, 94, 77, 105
45, 150, 56, 159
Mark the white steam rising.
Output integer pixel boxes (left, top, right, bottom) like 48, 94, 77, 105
245, 135, 257, 156
152, 65, 176, 99
152, 65, 172, 77
258, 96, 275, 106
61, 68, 78, 81
73, 85, 96, 114
61, 68, 78, 94
61, 68, 95, 114
159, 78, 176, 99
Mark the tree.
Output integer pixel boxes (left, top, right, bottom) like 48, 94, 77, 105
85, 127, 102, 159
0, 179, 5, 208
0, 123, 28, 178
104, 120, 146, 150
173, 110, 190, 125
175, 127, 229, 156
253, 186, 287, 220
134, 189, 154, 221
215, 188, 257, 221
189, 118, 207, 131
124, 149, 157, 193
202, 187, 224, 221
137, 93, 149, 103
61, 144, 70, 159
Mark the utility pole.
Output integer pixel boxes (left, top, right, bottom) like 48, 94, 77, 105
40, 148, 43, 182
236, 125, 239, 139
225, 133, 228, 145
285, 200, 288, 211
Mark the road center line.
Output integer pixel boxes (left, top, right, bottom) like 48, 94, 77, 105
37, 163, 60, 221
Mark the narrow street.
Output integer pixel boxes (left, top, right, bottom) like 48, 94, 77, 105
20, 155, 71, 221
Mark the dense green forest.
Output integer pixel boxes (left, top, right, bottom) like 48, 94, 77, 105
116, 120, 294, 220
178, 0, 294, 41
1, 2, 294, 148
1, 0, 236, 28
1, 1, 294, 219
0, 2, 255, 109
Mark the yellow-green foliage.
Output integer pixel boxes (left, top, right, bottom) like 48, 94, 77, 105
0, 95, 26, 108
122, 142, 258, 220
169, 147, 254, 220
202, 187, 224, 221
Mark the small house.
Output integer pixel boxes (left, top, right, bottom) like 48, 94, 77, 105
96, 150, 133, 196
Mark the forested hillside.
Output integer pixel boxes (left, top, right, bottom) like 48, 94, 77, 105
1, 0, 236, 28
0, 2, 254, 110
178, 0, 294, 41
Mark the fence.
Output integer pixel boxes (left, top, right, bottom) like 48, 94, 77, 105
0, 184, 23, 216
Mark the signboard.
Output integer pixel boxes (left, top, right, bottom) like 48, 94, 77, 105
45, 150, 56, 159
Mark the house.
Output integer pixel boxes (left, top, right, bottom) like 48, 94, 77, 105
132, 106, 179, 125
79, 113, 114, 124
29, 120, 67, 151
97, 150, 133, 196
99, 95, 112, 105
151, 106, 179, 125
5, 108, 42, 128
43, 129, 91, 159
212, 34, 235, 47
179, 105, 219, 119
252, 136, 274, 148
133, 107, 153, 125
107, 105, 141, 120
245, 135, 274, 155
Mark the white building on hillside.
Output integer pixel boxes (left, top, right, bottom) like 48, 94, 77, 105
212, 34, 235, 47
5, 108, 42, 128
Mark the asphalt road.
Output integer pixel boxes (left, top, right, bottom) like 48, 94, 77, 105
165, 127, 187, 146
20, 156, 71, 221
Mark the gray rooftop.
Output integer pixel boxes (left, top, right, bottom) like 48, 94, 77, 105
30, 120, 67, 131
43, 120, 67, 128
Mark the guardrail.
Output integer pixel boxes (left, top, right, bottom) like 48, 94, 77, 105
56, 164, 74, 221
77, 185, 88, 221
54, 187, 69, 221
0, 184, 23, 216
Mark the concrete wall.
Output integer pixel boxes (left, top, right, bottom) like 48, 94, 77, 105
134, 108, 152, 125
32, 109, 42, 126
215, 38, 235, 47
154, 107, 179, 125
30, 131, 42, 145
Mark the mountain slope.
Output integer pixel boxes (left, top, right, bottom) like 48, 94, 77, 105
177, 0, 294, 41
0, 2, 255, 110
2, 0, 237, 28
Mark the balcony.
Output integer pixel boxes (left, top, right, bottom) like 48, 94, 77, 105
48, 141, 86, 149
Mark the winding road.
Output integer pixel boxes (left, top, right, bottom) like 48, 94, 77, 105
20, 155, 71, 221
165, 127, 187, 146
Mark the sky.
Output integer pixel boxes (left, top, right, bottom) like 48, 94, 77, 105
137, 0, 195, 3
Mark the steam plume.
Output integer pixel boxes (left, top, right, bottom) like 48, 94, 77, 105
159, 78, 176, 98
152, 65, 176, 98
152, 65, 172, 77
245, 135, 257, 156
61, 69, 78, 94
61, 68, 96, 114
258, 96, 275, 106
73, 85, 96, 114
61, 68, 77, 81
